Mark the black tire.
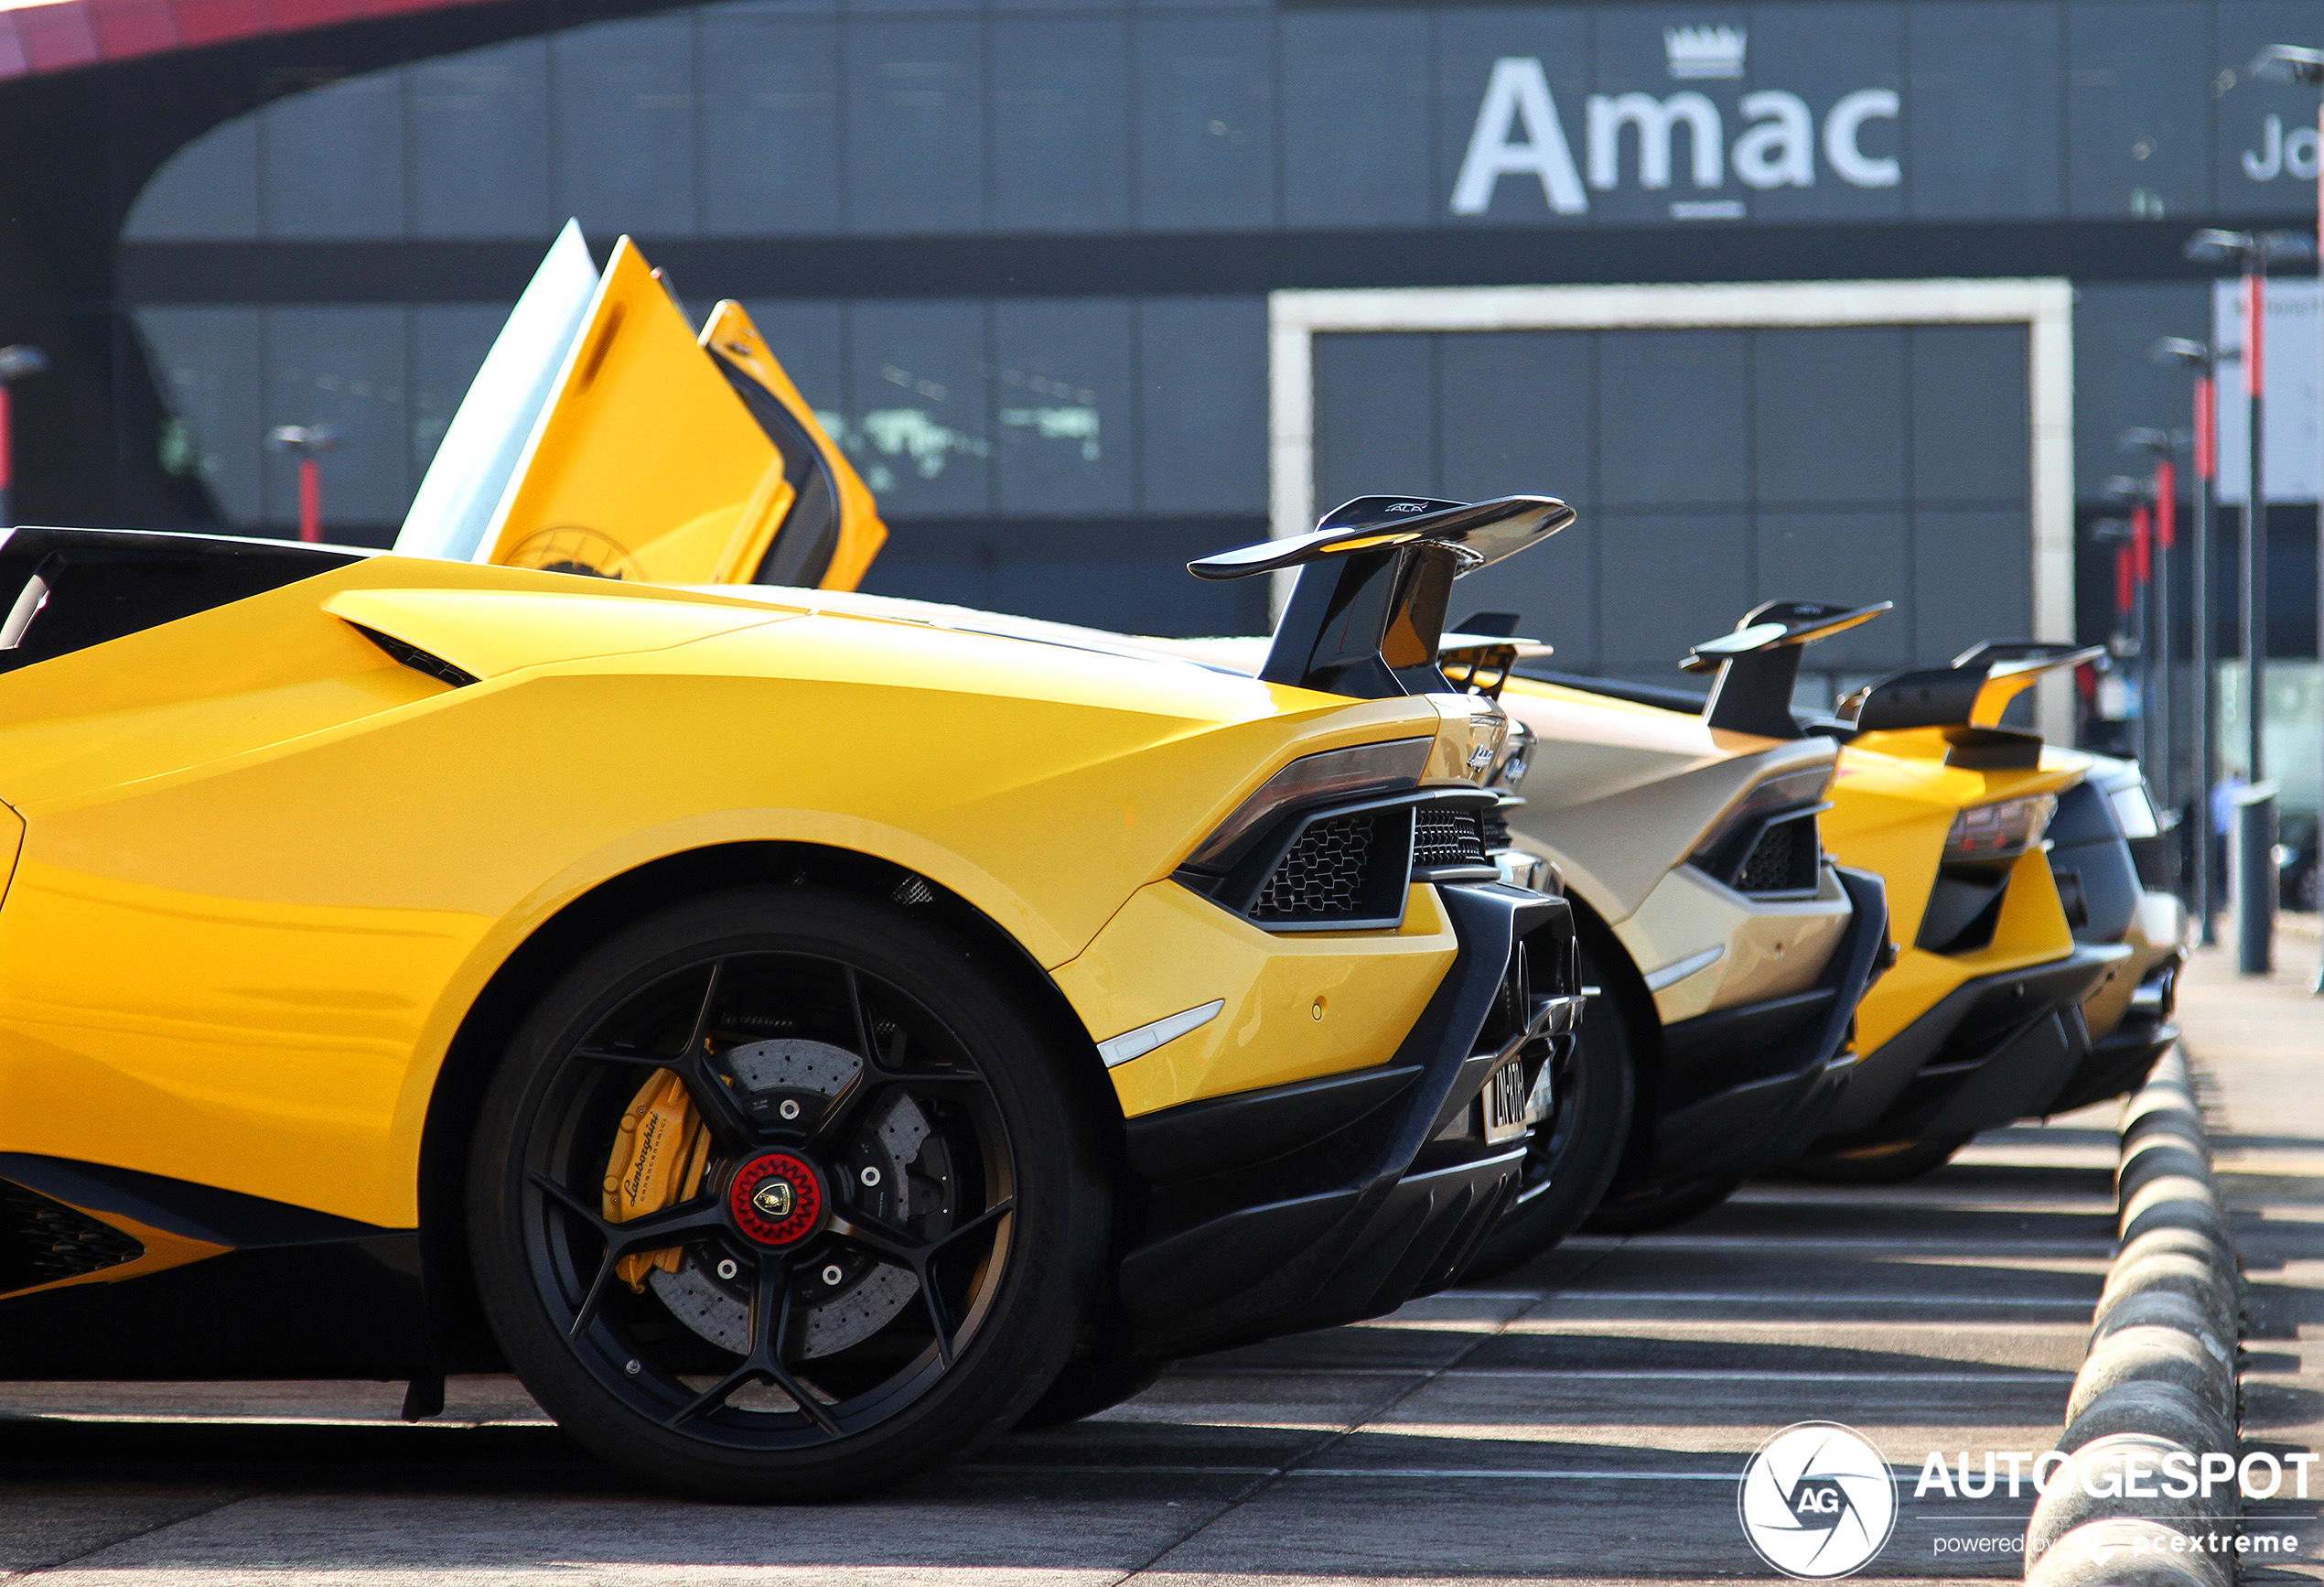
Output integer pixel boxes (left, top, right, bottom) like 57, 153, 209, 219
466, 884, 1110, 1502
1785, 1134, 1972, 1185
1015, 1355, 1166, 1430
1579, 1174, 1743, 1235
1461, 943, 1636, 1279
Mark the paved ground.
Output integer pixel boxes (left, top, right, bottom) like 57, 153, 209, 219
17, 935, 2324, 1583
2182, 934, 2324, 1582
0, 1122, 2135, 1582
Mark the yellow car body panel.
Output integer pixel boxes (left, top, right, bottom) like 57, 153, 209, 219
479, 239, 789, 584
0, 550, 1469, 1228
696, 300, 888, 591
1822, 730, 2088, 1055
1058, 880, 1458, 1118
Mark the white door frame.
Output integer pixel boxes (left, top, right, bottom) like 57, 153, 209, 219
1268, 278, 2076, 741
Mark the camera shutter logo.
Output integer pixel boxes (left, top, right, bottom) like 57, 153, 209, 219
1737, 1421, 1898, 1578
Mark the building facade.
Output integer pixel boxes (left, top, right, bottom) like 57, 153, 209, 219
0, 0, 2317, 716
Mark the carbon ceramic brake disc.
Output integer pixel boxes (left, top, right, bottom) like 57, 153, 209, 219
647, 1037, 938, 1359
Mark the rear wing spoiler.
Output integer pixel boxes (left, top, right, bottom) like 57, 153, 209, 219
1189, 495, 1573, 698
1679, 600, 1891, 739
1839, 640, 2103, 743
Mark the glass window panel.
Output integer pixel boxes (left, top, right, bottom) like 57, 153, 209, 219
2213, 0, 2322, 221
1282, 11, 1432, 230
1134, 15, 1276, 230
124, 117, 260, 242
991, 18, 1132, 233
134, 308, 264, 526
2071, 282, 2209, 501
1910, 324, 2030, 503
263, 307, 411, 534
702, 17, 842, 236
1752, 326, 1906, 505
846, 300, 989, 515
1436, 329, 1593, 505
1313, 332, 1436, 513
1913, 507, 2033, 660
1598, 512, 1749, 672
1137, 297, 1267, 515
1598, 329, 1747, 507
993, 299, 1133, 515
1435, 7, 1598, 231
846, 19, 984, 235
737, 299, 848, 425
554, 16, 699, 237
412, 304, 510, 487
2066, 1, 2210, 221
1906, 2, 2064, 221
1756, 510, 1910, 669
412, 40, 552, 239
1744, 3, 1907, 224
262, 69, 408, 240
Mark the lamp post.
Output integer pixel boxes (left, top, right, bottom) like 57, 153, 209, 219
2121, 431, 2182, 817
264, 424, 342, 544
2248, 43, 2324, 992
2153, 339, 2219, 944
0, 345, 48, 528
2105, 471, 2159, 780
2184, 228, 2313, 974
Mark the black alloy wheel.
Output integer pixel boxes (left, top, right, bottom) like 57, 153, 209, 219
1462, 943, 1635, 1279
1578, 1173, 1744, 1235
468, 885, 1108, 1501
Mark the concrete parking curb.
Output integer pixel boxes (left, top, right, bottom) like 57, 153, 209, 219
2025, 1050, 2243, 1587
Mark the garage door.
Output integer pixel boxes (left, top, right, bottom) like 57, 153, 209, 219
1310, 323, 2032, 707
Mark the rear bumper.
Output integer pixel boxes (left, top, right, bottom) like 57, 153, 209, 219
1111, 880, 1576, 1360
2041, 948, 2182, 1116
1813, 943, 2131, 1147
1645, 865, 1890, 1183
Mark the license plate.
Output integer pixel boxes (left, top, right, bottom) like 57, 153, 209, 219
1482, 1056, 1530, 1143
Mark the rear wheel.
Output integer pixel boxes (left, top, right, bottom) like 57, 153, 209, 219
1015, 1355, 1166, 1430
1579, 1174, 1742, 1235
1462, 945, 1635, 1279
1786, 1134, 1971, 1185
467, 885, 1109, 1502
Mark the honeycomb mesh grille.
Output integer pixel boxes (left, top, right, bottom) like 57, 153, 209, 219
1, 1182, 143, 1290
1414, 806, 1489, 870
1734, 815, 1817, 893
1253, 812, 1378, 921
1479, 804, 1512, 853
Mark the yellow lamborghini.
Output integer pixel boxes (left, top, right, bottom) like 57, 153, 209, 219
0, 481, 1584, 1495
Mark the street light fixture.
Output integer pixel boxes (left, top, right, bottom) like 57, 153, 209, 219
265, 424, 343, 544
2181, 227, 2313, 974
0, 344, 48, 528
2151, 338, 2219, 945
2120, 426, 2185, 892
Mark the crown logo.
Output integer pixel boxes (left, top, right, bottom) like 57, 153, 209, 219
1664, 25, 1745, 80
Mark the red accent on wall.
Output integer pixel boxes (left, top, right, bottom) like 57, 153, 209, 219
2194, 377, 2215, 481
0, 0, 500, 80
2245, 275, 2265, 397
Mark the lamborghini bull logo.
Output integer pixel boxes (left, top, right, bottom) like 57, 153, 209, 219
751, 1179, 795, 1220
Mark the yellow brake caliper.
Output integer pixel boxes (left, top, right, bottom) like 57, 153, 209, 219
602, 1070, 715, 1290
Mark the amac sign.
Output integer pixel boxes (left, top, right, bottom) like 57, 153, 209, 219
1452, 27, 1900, 218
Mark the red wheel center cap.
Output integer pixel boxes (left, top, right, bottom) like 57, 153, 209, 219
730, 1153, 823, 1247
